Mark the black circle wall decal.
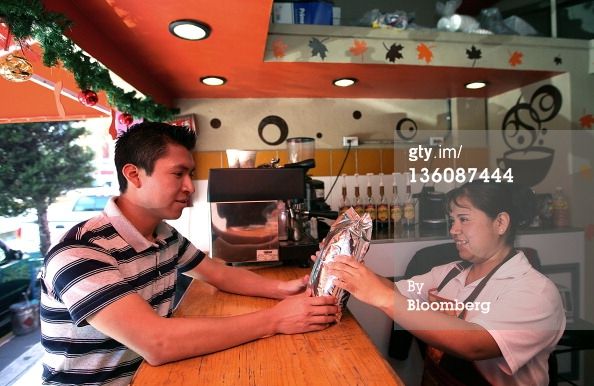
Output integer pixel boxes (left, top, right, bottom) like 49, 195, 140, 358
316, 132, 323, 139
258, 115, 288, 145
395, 118, 418, 140
210, 118, 221, 129
353, 110, 362, 119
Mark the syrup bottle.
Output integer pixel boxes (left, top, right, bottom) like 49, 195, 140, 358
338, 173, 351, 216
376, 173, 390, 229
353, 173, 365, 217
402, 172, 416, 228
390, 173, 403, 227
552, 186, 570, 228
364, 173, 377, 223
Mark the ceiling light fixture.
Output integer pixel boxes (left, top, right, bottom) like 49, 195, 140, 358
333, 78, 357, 87
169, 20, 211, 40
200, 76, 226, 86
465, 81, 487, 90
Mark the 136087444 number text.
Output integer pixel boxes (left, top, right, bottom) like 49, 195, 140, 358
408, 168, 513, 184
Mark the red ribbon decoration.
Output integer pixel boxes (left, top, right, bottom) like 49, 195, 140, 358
108, 109, 118, 140
1, 23, 41, 62
53, 80, 66, 118
1, 24, 12, 51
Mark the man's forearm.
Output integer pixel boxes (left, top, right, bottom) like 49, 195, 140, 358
209, 264, 286, 298
141, 309, 278, 365
191, 258, 286, 299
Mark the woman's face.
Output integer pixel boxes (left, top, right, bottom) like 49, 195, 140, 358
448, 196, 505, 264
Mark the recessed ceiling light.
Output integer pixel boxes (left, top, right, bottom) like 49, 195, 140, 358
465, 81, 487, 89
200, 76, 226, 86
169, 20, 211, 40
333, 78, 357, 87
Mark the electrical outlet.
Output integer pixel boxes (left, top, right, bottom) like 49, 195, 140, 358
429, 136, 444, 146
342, 136, 359, 147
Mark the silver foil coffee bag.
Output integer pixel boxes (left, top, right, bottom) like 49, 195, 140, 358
308, 207, 372, 318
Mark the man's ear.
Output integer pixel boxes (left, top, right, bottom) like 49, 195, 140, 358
122, 164, 141, 188
496, 212, 511, 235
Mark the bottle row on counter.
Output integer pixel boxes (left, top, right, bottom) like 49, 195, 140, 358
338, 172, 417, 229
334, 173, 572, 233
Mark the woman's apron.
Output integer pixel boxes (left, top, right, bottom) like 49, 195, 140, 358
421, 250, 516, 386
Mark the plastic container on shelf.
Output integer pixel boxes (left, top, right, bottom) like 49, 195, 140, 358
226, 149, 257, 168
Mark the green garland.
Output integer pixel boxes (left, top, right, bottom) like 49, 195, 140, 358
1, 0, 179, 121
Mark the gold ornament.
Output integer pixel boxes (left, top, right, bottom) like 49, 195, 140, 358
0, 54, 33, 82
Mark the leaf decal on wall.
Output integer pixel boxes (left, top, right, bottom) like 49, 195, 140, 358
309, 37, 329, 60
508, 50, 523, 67
383, 42, 404, 63
465, 45, 481, 67
579, 113, 594, 128
417, 43, 434, 64
349, 39, 368, 61
272, 39, 288, 59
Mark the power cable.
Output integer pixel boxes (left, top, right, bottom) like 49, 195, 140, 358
324, 142, 352, 201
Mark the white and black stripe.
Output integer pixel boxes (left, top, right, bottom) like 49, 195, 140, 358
40, 197, 204, 385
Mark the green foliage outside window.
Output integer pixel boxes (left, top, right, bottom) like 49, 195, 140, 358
0, 121, 95, 255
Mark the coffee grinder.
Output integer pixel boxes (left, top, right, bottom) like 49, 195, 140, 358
284, 137, 336, 239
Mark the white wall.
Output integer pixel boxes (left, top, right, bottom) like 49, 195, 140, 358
177, 98, 451, 152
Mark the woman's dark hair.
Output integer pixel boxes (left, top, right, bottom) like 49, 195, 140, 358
114, 121, 196, 192
446, 181, 536, 245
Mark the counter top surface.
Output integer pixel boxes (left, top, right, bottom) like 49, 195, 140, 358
130, 265, 403, 386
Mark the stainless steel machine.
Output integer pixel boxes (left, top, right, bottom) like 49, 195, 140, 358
208, 167, 321, 266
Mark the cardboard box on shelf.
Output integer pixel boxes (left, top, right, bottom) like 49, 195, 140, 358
273, 2, 294, 24
332, 6, 341, 25
272, 2, 333, 25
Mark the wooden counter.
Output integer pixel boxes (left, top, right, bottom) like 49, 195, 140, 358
131, 265, 403, 386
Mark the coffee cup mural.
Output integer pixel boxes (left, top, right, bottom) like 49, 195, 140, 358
497, 85, 561, 187
497, 147, 555, 187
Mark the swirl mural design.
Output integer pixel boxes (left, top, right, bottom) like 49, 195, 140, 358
498, 85, 561, 187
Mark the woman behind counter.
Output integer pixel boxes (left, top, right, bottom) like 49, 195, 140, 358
328, 181, 566, 386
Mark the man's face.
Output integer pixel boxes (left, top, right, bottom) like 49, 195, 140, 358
137, 143, 195, 220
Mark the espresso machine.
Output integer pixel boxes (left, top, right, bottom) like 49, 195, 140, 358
208, 167, 321, 266
208, 138, 337, 266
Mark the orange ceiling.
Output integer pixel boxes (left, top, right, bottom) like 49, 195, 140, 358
0, 25, 110, 124
0, 70, 109, 124
1, 0, 560, 123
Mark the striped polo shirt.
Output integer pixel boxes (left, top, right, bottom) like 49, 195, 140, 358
40, 197, 205, 385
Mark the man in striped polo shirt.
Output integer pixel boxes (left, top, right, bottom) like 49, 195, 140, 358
40, 122, 338, 385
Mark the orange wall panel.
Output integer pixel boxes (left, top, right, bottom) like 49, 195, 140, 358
330, 149, 356, 176
192, 147, 489, 180
194, 151, 223, 180
356, 149, 382, 175
310, 149, 332, 176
